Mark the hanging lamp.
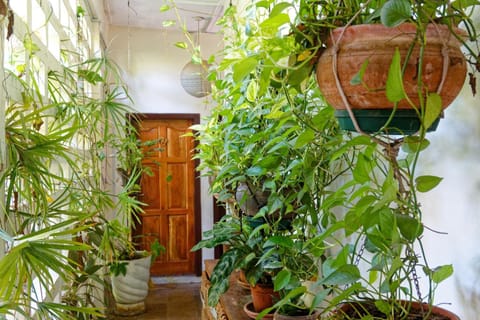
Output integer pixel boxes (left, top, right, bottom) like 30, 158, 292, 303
180, 17, 212, 98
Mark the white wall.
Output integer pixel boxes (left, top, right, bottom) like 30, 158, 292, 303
106, 25, 224, 265
417, 83, 480, 319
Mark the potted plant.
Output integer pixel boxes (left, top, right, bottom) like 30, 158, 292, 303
187, 63, 346, 316
95, 132, 165, 316
192, 214, 281, 313
167, 0, 478, 318
313, 132, 459, 319
289, 0, 478, 133
312, 0, 477, 134
101, 219, 164, 316
0, 25, 152, 319
207, 0, 478, 134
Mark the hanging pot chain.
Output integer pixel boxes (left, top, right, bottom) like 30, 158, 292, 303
407, 247, 423, 300
352, 238, 423, 301
353, 237, 367, 267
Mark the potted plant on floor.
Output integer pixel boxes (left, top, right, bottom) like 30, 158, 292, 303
192, 214, 281, 314
95, 137, 165, 316
101, 219, 164, 316
0, 26, 153, 319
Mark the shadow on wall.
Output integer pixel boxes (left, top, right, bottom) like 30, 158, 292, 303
417, 85, 480, 318
456, 258, 480, 320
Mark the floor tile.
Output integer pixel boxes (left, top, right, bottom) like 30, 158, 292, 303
110, 282, 202, 319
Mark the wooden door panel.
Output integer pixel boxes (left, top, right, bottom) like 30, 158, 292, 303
167, 163, 188, 209
167, 215, 188, 261
166, 126, 188, 158
139, 215, 163, 255
136, 116, 199, 276
140, 163, 161, 210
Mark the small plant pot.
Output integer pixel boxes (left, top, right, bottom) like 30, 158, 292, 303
237, 270, 251, 290
334, 301, 460, 319
250, 283, 279, 313
244, 302, 274, 320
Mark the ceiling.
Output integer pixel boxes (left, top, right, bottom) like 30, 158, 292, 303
104, 0, 226, 33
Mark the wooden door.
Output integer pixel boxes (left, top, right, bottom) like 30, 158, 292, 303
135, 114, 200, 276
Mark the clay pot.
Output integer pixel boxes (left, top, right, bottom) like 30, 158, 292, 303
250, 283, 279, 312
237, 269, 251, 290
335, 300, 460, 319
316, 23, 467, 111
244, 302, 274, 319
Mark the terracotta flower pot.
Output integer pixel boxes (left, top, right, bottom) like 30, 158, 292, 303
244, 302, 274, 319
237, 269, 251, 290
250, 283, 279, 313
334, 300, 460, 319
317, 23, 467, 111
316, 23, 467, 133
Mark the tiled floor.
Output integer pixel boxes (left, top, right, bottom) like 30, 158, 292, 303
111, 281, 202, 319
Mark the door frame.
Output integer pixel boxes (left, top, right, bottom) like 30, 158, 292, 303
130, 112, 202, 276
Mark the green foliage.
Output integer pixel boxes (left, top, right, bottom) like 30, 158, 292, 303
386, 48, 407, 103
172, 0, 478, 317
380, 0, 413, 27
0, 27, 148, 318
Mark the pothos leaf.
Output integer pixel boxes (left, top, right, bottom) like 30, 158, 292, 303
386, 48, 406, 103
174, 41, 188, 49
381, 0, 412, 27
273, 268, 291, 291
159, 5, 171, 12
424, 92, 442, 130
415, 175, 443, 192
431, 264, 454, 284
233, 57, 258, 83
350, 59, 370, 85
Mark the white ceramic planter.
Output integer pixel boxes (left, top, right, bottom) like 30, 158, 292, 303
111, 252, 151, 316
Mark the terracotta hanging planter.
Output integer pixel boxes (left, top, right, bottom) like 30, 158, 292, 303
316, 23, 467, 134
333, 300, 460, 319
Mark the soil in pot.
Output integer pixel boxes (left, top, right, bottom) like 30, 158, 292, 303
333, 301, 460, 320
274, 309, 321, 320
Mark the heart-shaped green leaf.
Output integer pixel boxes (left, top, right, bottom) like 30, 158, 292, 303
381, 0, 412, 27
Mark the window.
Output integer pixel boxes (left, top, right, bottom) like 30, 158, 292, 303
1, 1, 107, 318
